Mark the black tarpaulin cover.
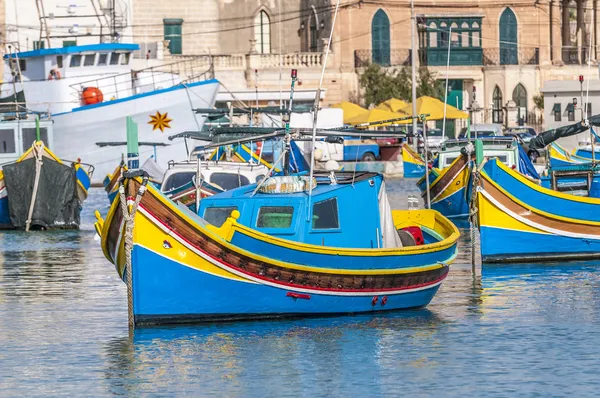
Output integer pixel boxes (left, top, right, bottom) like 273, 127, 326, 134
3, 157, 81, 229
529, 114, 600, 150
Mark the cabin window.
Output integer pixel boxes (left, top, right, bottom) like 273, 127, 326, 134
83, 54, 96, 66
0, 129, 16, 154
163, 172, 196, 192
22, 128, 49, 150
209, 173, 250, 190
257, 206, 294, 228
312, 198, 339, 229
70, 55, 82, 67
121, 52, 131, 65
97, 53, 108, 66
57, 56, 63, 68
444, 156, 458, 167
109, 53, 120, 65
204, 206, 238, 227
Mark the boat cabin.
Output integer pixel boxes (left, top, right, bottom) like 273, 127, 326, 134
0, 118, 54, 165
198, 172, 401, 249
162, 160, 269, 194
439, 137, 520, 169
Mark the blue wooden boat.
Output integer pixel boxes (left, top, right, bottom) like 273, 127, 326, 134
477, 157, 600, 262
95, 170, 460, 325
549, 142, 590, 168
402, 143, 426, 178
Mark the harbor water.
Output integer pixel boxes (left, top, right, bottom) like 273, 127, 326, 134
1, 179, 600, 396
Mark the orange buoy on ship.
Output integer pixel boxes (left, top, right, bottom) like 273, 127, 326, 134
82, 87, 104, 105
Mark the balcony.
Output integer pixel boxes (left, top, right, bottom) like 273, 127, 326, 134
483, 47, 539, 66
354, 49, 411, 68
562, 46, 590, 65
419, 47, 482, 66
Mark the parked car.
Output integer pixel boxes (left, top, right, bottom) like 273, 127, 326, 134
458, 124, 504, 139
425, 128, 445, 152
313, 136, 381, 162
505, 126, 545, 162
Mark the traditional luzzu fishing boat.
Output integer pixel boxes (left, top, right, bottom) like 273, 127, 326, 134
416, 137, 539, 219
1, 140, 93, 230
94, 168, 460, 325
548, 142, 590, 167
477, 157, 600, 262
401, 143, 426, 178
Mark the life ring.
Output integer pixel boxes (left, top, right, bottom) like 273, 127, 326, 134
82, 87, 104, 105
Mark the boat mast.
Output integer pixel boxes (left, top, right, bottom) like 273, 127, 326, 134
307, 0, 341, 217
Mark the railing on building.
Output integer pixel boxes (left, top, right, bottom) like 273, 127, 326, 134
483, 48, 539, 66
419, 48, 483, 66
354, 49, 411, 68
68, 58, 214, 104
562, 46, 590, 65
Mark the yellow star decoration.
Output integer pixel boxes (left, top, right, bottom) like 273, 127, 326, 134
148, 111, 173, 132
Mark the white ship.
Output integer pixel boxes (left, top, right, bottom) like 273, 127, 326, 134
1, 43, 219, 182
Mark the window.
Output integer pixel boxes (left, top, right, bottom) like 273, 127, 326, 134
428, 22, 437, 48
371, 9, 390, 65
450, 23, 459, 47
121, 52, 131, 65
567, 103, 575, 121
204, 206, 238, 227
254, 11, 271, 54
461, 22, 469, 47
163, 172, 195, 192
83, 54, 96, 66
164, 19, 183, 55
210, 173, 250, 191
0, 129, 16, 154
22, 128, 49, 150
63, 40, 77, 47
97, 53, 108, 66
439, 22, 448, 47
512, 83, 527, 125
492, 85, 503, 124
33, 40, 45, 50
444, 156, 458, 167
109, 53, 120, 65
70, 55, 82, 67
312, 198, 339, 229
472, 22, 480, 47
500, 8, 518, 65
257, 206, 294, 228
309, 12, 318, 52
19, 60, 26, 72
57, 56, 63, 68
552, 103, 561, 122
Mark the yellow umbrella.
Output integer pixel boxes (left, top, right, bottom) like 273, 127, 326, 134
330, 101, 368, 124
376, 98, 410, 113
399, 96, 468, 120
345, 108, 407, 126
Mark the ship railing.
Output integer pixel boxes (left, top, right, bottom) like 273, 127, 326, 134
68, 58, 214, 104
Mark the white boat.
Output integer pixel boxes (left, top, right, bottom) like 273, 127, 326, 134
2, 43, 220, 182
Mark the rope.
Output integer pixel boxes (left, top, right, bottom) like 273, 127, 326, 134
118, 174, 149, 329
468, 159, 485, 272
25, 142, 44, 232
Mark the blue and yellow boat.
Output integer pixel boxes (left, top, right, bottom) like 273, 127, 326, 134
95, 171, 460, 325
548, 142, 590, 167
417, 137, 539, 219
0, 141, 93, 229
402, 143, 426, 178
477, 157, 600, 262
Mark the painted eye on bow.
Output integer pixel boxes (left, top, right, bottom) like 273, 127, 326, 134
162, 240, 172, 249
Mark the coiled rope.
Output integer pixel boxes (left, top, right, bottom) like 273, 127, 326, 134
118, 172, 149, 328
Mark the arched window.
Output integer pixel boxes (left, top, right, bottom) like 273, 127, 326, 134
461, 22, 469, 47
472, 22, 480, 47
513, 83, 527, 125
500, 8, 518, 65
310, 11, 318, 52
440, 22, 448, 47
429, 22, 437, 48
450, 22, 459, 47
254, 11, 271, 54
493, 85, 503, 124
371, 9, 390, 66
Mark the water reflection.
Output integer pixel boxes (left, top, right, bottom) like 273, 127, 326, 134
103, 311, 448, 396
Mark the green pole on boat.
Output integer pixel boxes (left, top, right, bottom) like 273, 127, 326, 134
35, 114, 40, 142
126, 116, 139, 170
475, 138, 484, 167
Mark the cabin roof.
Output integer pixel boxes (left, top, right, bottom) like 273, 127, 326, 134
4, 43, 140, 60
204, 171, 380, 201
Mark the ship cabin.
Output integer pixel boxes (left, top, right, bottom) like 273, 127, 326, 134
0, 118, 54, 164
198, 172, 418, 249
2, 44, 140, 115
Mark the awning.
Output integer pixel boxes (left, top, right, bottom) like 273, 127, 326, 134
566, 103, 574, 112
552, 103, 561, 113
